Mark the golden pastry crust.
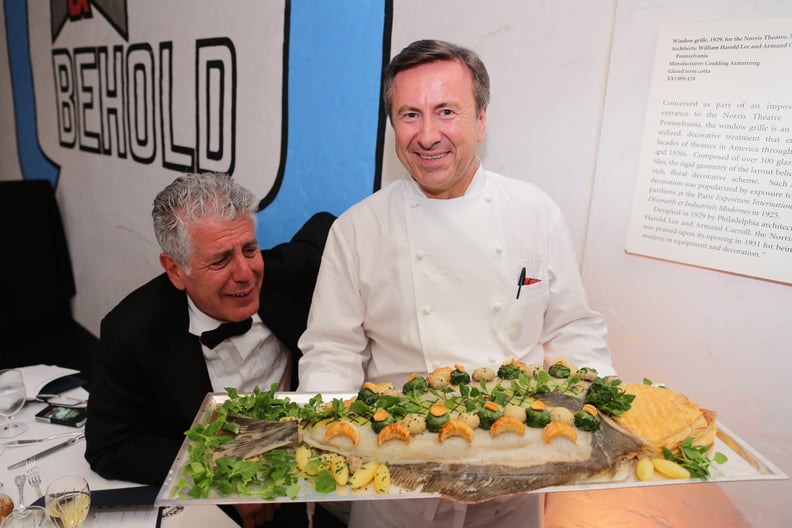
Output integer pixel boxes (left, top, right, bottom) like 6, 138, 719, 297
614, 383, 714, 457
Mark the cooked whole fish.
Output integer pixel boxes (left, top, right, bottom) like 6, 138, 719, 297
212, 417, 298, 462
176, 360, 725, 505
392, 393, 643, 502
301, 392, 644, 503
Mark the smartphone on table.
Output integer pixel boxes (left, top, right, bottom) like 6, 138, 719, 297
35, 404, 87, 427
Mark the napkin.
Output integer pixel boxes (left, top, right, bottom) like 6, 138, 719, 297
32, 485, 159, 508
15, 364, 83, 399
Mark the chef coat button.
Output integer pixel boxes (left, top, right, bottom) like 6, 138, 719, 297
494, 246, 503, 254
491, 302, 502, 312
410, 201, 420, 208
488, 357, 497, 363
422, 305, 432, 315
416, 250, 425, 260
484, 195, 492, 203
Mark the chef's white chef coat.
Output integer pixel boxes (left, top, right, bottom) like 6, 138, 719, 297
299, 166, 614, 528
298, 165, 614, 394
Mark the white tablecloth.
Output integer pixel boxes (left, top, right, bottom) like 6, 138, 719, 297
0, 388, 236, 528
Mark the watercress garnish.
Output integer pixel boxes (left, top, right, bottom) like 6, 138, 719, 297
662, 437, 728, 479
585, 377, 635, 416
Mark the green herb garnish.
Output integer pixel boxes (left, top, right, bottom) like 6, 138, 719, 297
662, 438, 728, 479
180, 385, 330, 501
585, 377, 635, 416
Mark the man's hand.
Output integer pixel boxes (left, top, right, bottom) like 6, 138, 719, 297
233, 503, 281, 528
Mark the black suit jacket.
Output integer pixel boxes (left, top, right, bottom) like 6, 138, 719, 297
85, 212, 334, 485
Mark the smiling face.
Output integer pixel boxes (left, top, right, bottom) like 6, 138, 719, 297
160, 215, 263, 322
390, 59, 487, 199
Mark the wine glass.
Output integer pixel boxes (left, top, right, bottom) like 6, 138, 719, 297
0, 505, 54, 528
0, 369, 27, 438
44, 477, 90, 528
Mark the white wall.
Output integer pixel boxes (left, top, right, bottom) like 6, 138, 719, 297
581, 1, 792, 524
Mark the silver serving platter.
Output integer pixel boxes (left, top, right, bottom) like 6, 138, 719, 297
156, 391, 787, 506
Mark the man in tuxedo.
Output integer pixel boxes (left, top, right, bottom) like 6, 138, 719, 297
85, 172, 338, 527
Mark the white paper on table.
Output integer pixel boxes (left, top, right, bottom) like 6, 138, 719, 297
14, 364, 80, 399
83, 506, 159, 528
81, 504, 238, 528
159, 505, 239, 528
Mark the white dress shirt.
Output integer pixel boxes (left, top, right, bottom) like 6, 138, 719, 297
187, 296, 291, 393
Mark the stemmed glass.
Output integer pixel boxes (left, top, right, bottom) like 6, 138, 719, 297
0, 506, 54, 528
44, 476, 90, 528
1, 477, 53, 528
0, 369, 28, 438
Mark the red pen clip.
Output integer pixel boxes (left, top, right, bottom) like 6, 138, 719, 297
517, 267, 541, 299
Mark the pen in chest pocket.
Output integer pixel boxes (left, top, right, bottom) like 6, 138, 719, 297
516, 267, 542, 299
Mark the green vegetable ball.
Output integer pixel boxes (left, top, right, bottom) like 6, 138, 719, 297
477, 406, 504, 430
426, 411, 450, 433
371, 412, 396, 434
525, 408, 551, 428
497, 363, 521, 380
357, 387, 379, 406
402, 376, 429, 395
450, 369, 471, 385
548, 363, 571, 378
574, 410, 601, 432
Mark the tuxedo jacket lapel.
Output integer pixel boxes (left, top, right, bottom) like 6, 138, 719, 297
158, 289, 214, 425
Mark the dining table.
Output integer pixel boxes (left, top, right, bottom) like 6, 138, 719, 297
0, 386, 237, 528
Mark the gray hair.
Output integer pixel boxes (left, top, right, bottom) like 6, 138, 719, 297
152, 172, 257, 272
383, 39, 491, 121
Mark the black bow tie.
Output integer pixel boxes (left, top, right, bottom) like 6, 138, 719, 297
200, 318, 253, 349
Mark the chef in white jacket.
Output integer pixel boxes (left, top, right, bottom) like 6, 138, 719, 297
298, 39, 615, 528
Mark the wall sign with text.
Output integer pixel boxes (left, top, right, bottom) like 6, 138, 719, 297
627, 17, 792, 284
